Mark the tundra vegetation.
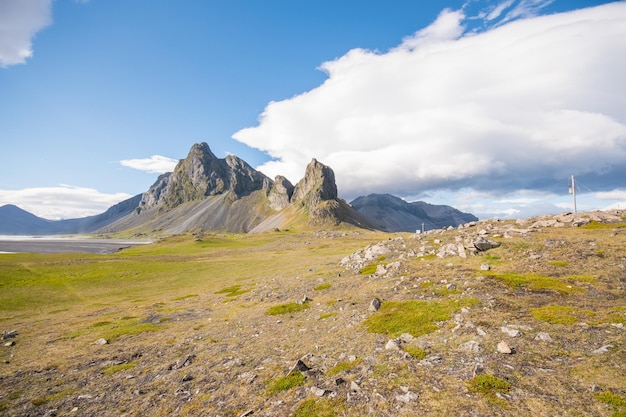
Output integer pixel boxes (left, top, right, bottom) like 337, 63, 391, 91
0, 213, 625, 416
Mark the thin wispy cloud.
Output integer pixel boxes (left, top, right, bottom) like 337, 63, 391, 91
0, 185, 132, 220
120, 155, 179, 174
233, 2, 626, 216
0, 0, 52, 67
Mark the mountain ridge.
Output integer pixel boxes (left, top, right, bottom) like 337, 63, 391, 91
0, 143, 478, 236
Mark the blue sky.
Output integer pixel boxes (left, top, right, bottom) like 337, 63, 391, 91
1, 0, 625, 220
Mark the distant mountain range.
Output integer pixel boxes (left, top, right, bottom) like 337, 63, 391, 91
0, 142, 477, 235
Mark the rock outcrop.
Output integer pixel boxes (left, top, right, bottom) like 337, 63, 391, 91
290, 158, 338, 210
268, 175, 295, 211
137, 143, 272, 212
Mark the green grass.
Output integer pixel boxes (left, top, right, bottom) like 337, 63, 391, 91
467, 374, 512, 396
266, 301, 310, 316
0, 233, 321, 314
266, 371, 306, 394
173, 294, 199, 301
488, 272, 579, 294
530, 305, 582, 325
580, 221, 626, 230
313, 283, 332, 291
548, 260, 569, 267
530, 305, 625, 326
214, 284, 251, 297
294, 398, 347, 417
567, 275, 596, 283
596, 391, 626, 417
404, 346, 428, 360
326, 359, 362, 376
31, 389, 76, 406
364, 298, 479, 337
101, 361, 138, 375
359, 264, 379, 275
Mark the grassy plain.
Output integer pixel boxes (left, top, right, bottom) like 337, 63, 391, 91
0, 217, 625, 416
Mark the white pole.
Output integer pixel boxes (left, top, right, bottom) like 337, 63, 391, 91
571, 175, 577, 213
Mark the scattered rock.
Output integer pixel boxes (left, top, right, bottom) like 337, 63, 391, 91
501, 326, 521, 337
350, 381, 361, 392
239, 410, 254, 417
368, 298, 382, 312
173, 354, 195, 369
472, 236, 501, 252
223, 357, 244, 368
310, 386, 328, 397
297, 295, 312, 304
290, 359, 311, 373
480, 263, 490, 271
459, 340, 482, 353
395, 388, 418, 403
385, 339, 402, 351
534, 332, 553, 342
238, 371, 257, 384
94, 338, 108, 345
497, 341, 513, 354
4, 341, 15, 347
2, 330, 17, 340
592, 345, 613, 355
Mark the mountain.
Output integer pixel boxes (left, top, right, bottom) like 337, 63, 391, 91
99, 143, 376, 234
350, 193, 478, 232
0, 143, 477, 236
0, 204, 56, 235
0, 195, 142, 235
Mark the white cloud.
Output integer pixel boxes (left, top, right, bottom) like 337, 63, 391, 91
595, 189, 626, 201
493, 0, 554, 25
0, 0, 52, 67
0, 185, 132, 220
233, 2, 626, 210
120, 155, 179, 174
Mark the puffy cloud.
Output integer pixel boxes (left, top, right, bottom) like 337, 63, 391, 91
233, 2, 626, 209
0, 0, 52, 67
0, 185, 132, 220
120, 155, 179, 174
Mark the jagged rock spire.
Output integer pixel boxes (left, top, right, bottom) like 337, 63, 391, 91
291, 158, 338, 210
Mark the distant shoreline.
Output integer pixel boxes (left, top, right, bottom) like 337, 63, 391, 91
0, 236, 152, 254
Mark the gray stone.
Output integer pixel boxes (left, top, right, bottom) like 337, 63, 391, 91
385, 339, 402, 351
395, 390, 418, 403
2, 330, 17, 340
501, 326, 521, 337
473, 236, 501, 251
368, 298, 382, 312
459, 340, 482, 353
94, 338, 108, 345
310, 386, 327, 397
534, 332, 553, 342
290, 359, 311, 373
592, 345, 613, 355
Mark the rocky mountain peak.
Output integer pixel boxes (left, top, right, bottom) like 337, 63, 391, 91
137, 142, 272, 212
290, 158, 338, 210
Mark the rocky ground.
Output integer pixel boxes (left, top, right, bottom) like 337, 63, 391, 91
1, 210, 625, 416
